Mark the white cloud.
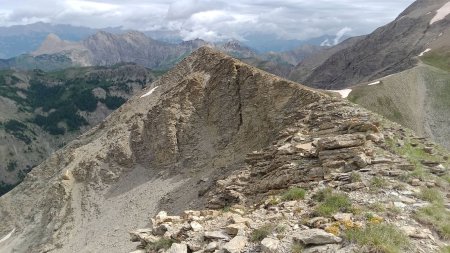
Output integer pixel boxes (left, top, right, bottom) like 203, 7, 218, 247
65, 0, 119, 13
334, 27, 352, 45
0, 0, 415, 42
321, 39, 332, 47
166, 0, 222, 20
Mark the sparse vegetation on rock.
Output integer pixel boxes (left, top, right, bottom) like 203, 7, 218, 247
345, 224, 410, 253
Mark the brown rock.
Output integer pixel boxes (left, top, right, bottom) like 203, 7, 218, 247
318, 134, 366, 150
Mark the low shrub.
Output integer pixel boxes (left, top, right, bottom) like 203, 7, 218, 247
251, 224, 274, 242
291, 242, 304, 253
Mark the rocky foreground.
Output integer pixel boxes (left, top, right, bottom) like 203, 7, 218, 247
129, 85, 450, 252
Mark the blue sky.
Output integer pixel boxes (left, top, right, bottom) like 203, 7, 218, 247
0, 0, 415, 41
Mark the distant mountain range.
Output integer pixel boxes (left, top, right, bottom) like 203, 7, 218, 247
0, 22, 341, 59
0, 22, 124, 59
0, 30, 324, 79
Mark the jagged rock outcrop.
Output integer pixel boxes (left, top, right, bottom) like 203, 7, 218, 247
0, 47, 449, 253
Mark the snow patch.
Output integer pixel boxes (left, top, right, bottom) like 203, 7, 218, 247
330, 89, 352, 98
418, 48, 431, 57
140, 86, 159, 98
0, 228, 15, 244
368, 81, 381, 86
430, 1, 450, 24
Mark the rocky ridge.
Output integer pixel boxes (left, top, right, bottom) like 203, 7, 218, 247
129, 82, 450, 252
0, 47, 448, 253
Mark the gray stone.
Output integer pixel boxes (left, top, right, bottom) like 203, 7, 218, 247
153, 223, 171, 236
303, 244, 341, 253
190, 221, 203, 232
188, 241, 203, 252
394, 202, 407, 208
293, 229, 342, 245
366, 133, 384, 143
401, 226, 429, 239
261, 237, 280, 253
167, 243, 188, 253
333, 213, 353, 222
225, 223, 247, 236
205, 241, 219, 252
223, 236, 247, 253
129, 228, 152, 242
398, 196, 415, 204
410, 179, 421, 186
307, 217, 329, 228
230, 215, 252, 226
204, 231, 231, 241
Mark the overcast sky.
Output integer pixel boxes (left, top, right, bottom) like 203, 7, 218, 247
0, 0, 415, 42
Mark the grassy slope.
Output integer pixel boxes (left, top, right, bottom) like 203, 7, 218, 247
348, 63, 450, 150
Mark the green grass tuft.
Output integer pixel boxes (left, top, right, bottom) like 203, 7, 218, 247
370, 176, 387, 190
415, 204, 450, 239
345, 224, 410, 253
418, 187, 444, 204
281, 187, 307, 201
313, 189, 352, 217
350, 172, 362, 182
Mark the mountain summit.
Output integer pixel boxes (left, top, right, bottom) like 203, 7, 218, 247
0, 47, 449, 252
